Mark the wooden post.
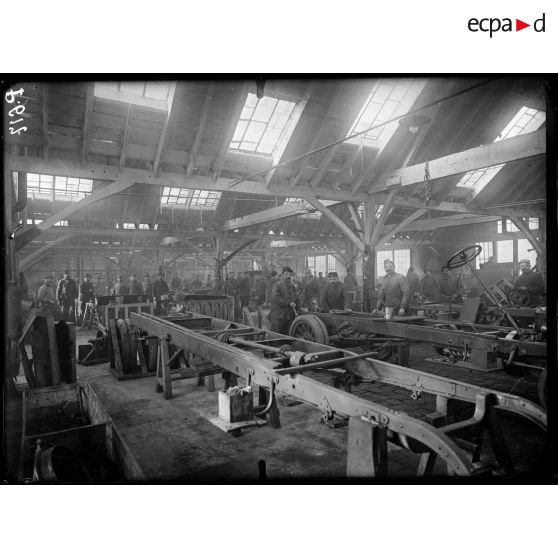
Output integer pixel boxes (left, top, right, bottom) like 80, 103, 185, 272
347, 416, 388, 477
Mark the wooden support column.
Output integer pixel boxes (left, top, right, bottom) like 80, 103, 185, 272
187, 82, 214, 176
347, 416, 388, 477
81, 83, 94, 167
214, 234, 225, 293
42, 84, 49, 163
508, 216, 544, 267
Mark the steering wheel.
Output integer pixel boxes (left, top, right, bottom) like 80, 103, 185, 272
446, 245, 482, 270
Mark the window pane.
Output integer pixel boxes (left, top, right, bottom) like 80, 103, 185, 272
497, 240, 514, 262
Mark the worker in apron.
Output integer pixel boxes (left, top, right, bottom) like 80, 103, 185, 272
373, 259, 410, 319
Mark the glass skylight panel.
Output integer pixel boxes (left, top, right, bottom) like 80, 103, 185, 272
161, 186, 190, 205
138, 223, 150, 230
55, 220, 69, 227
27, 173, 54, 200
190, 189, 221, 209
123, 223, 136, 229
457, 106, 545, 195
529, 218, 540, 230
230, 93, 296, 155
347, 79, 427, 150
284, 197, 303, 204
55, 176, 93, 201
94, 81, 172, 109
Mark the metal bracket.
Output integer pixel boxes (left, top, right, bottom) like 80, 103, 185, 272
362, 410, 390, 426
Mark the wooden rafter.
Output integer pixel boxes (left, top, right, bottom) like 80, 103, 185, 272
350, 149, 380, 195
119, 104, 132, 171
377, 208, 428, 246
187, 82, 215, 176
508, 216, 543, 258
367, 129, 545, 194
153, 82, 177, 176
181, 237, 215, 260
222, 239, 259, 265
368, 190, 397, 248
346, 203, 363, 236
19, 234, 74, 271
330, 146, 362, 191
211, 82, 250, 181
81, 84, 94, 167
305, 196, 365, 253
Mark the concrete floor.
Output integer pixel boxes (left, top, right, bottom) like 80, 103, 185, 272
4, 327, 545, 482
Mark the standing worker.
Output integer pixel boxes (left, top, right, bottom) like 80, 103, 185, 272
374, 259, 409, 318
265, 270, 278, 305
143, 274, 153, 299
439, 266, 462, 302
420, 268, 439, 302
224, 271, 240, 320
320, 271, 347, 312
270, 267, 300, 334
239, 271, 251, 312
78, 273, 95, 321
152, 271, 169, 316
515, 259, 545, 306
300, 269, 320, 311
343, 268, 358, 307
112, 275, 128, 296
129, 273, 144, 296
56, 270, 78, 322
406, 267, 420, 303
37, 276, 58, 315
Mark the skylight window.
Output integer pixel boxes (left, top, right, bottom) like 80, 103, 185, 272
55, 220, 69, 227
138, 223, 150, 230
161, 187, 191, 205
160, 187, 221, 209
347, 79, 427, 150
230, 93, 296, 155
284, 197, 304, 204
190, 189, 221, 209
26, 173, 92, 202
123, 223, 136, 229
457, 106, 545, 196
94, 81, 173, 111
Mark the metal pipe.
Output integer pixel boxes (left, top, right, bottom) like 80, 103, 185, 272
253, 380, 275, 417
276, 350, 381, 374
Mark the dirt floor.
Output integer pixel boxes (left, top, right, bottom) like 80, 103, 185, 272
4, 326, 546, 482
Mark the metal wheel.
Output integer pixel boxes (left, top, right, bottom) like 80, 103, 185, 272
509, 289, 531, 307
116, 318, 137, 372
537, 367, 547, 409
446, 245, 482, 269
289, 315, 329, 344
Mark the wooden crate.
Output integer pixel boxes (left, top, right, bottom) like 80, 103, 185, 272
218, 390, 253, 423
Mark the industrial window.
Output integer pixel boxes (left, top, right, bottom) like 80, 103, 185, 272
497, 219, 519, 233
55, 220, 69, 227
496, 240, 514, 263
26, 218, 44, 225
307, 255, 336, 276
476, 241, 494, 269
138, 223, 150, 230
161, 187, 190, 206
497, 218, 539, 233
230, 93, 296, 155
376, 249, 410, 278
27, 173, 93, 202
517, 238, 537, 267
375, 204, 385, 219
529, 217, 540, 230
123, 223, 136, 229
190, 189, 221, 209
284, 197, 303, 204
94, 81, 173, 110
347, 79, 426, 150
456, 106, 545, 196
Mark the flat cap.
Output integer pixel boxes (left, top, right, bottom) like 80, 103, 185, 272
328, 271, 338, 278
282, 266, 294, 274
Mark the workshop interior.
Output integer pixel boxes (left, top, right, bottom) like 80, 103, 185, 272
2, 77, 551, 482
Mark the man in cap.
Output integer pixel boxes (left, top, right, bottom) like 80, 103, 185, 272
343, 268, 358, 306
439, 266, 462, 303
374, 259, 409, 318
143, 274, 154, 298
317, 271, 327, 300
239, 271, 251, 310
171, 273, 181, 290
320, 271, 347, 312
270, 266, 300, 334
224, 271, 240, 319
129, 273, 144, 296
56, 269, 78, 321
255, 275, 266, 306
515, 259, 544, 306
112, 274, 128, 296
37, 275, 57, 308
78, 273, 95, 320
300, 269, 320, 311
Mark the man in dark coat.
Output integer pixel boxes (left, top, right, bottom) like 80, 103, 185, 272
265, 271, 278, 305
152, 272, 169, 316
143, 274, 153, 298
171, 274, 181, 290
270, 267, 300, 335
239, 272, 251, 310
320, 271, 346, 312
300, 269, 320, 310
255, 276, 266, 306
420, 268, 439, 302
129, 274, 144, 296
515, 259, 545, 306
78, 273, 95, 319
343, 269, 358, 306
56, 270, 79, 321
374, 259, 409, 318
406, 267, 420, 303
439, 266, 462, 302
224, 271, 240, 320
317, 272, 327, 300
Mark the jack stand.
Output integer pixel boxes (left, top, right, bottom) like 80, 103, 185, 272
347, 416, 388, 477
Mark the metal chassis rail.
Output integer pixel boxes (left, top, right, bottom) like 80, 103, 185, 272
129, 312, 547, 476
309, 311, 546, 360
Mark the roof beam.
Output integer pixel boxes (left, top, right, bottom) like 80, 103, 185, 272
19, 233, 74, 271
16, 181, 135, 251
377, 208, 428, 246
222, 239, 260, 265
81, 84, 94, 167
153, 82, 177, 176
180, 237, 216, 260
368, 190, 397, 248
119, 104, 132, 171
305, 196, 365, 253
94, 86, 168, 111
508, 216, 543, 258
265, 82, 314, 187
42, 84, 49, 163
7, 155, 369, 203
187, 82, 215, 176
346, 202, 363, 236
367, 129, 545, 194
212, 82, 250, 181
330, 146, 362, 191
